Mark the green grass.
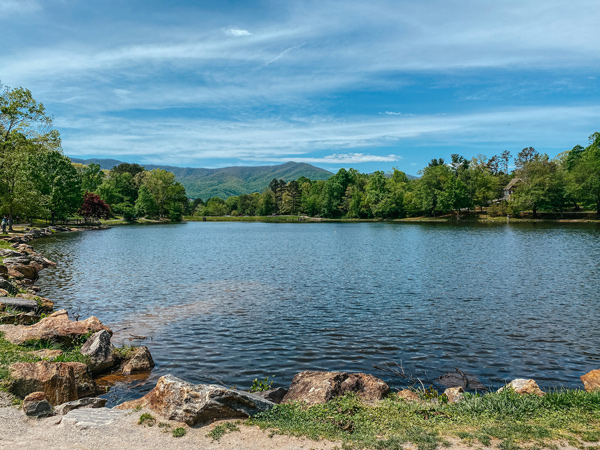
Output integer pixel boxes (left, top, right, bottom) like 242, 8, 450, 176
172, 427, 186, 438
207, 422, 241, 441
0, 241, 12, 250
138, 413, 156, 426
249, 390, 600, 450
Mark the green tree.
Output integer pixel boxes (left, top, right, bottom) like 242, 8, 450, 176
78, 163, 105, 193
567, 133, 600, 215
135, 185, 158, 218
29, 150, 82, 224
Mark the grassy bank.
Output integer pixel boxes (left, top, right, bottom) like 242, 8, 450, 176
248, 390, 600, 450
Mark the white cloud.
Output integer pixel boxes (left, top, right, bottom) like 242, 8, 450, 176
224, 28, 252, 37
248, 153, 401, 164
0, 0, 40, 14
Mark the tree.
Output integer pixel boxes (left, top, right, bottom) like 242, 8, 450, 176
79, 192, 111, 223
1, 83, 59, 226
138, 169, 188, 218
567, 133, 600, 215
515, 147, 539, 169
29, 150, 82, 224
135, 185, 158, 218
79, 163, 105, 193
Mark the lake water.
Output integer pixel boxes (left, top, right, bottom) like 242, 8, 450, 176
34, 222, 600, 401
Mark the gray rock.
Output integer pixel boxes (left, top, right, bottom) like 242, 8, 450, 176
54, 397, 107, 415
81, 330, 117, 374
0, 297, 38, 312
115, 374, 274, 425
23, 392, 54, 418
0, 279, 18, 295
2, 256, 32, 266
61, 407, 128, 429
255, 387, 288, 404
0, 249, 22, 258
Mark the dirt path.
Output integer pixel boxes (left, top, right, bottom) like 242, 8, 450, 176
0, 406, 338, 450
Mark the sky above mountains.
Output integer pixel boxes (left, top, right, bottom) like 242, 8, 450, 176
2, 0, 599, 173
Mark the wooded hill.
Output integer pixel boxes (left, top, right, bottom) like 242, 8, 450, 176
70, 158, 333, 200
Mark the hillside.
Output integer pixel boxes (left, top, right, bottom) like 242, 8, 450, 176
70, 158, 333, 199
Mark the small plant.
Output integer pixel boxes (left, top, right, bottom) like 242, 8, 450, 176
158, 422, 172, 433
138, 412, 156, 426
207, 422, 240, 441
172, 427, 186, 438
250, 375, 274, 393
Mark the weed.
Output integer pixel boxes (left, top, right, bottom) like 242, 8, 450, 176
138, 413, 156, 426
158, 422, 172, 433
207, 422, 241, 441
172, 427, 186, 438
250, 376, 274, 393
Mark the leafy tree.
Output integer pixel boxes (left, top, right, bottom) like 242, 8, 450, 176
139, 169, 188, 218
79, 192, 111, 223
135, 185, 158, 218
29, 150, 82, 224
512, 155, 565, 217
515, 147, 539, 169
78, 163, 105, 193
567, 133, 600, 215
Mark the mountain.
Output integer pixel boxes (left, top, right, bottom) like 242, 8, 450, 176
70, 158, 333, 199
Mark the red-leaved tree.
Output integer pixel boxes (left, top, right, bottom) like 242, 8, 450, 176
79, 192, 111, 223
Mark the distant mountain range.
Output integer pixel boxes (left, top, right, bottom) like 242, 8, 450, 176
69, 158, 333, 199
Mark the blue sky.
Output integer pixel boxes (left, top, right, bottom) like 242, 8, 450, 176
1, 0, 599, 174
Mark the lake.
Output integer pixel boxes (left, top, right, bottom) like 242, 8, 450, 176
34, 222, 600, 401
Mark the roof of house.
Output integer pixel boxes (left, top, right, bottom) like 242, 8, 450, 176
504, 177, 523, 191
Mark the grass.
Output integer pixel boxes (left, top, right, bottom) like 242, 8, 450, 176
138, 412, 156, 426
0, 240, 13, 250
172, 427, 186, 438
248, 389, 600, 450
207, 422, 241, 441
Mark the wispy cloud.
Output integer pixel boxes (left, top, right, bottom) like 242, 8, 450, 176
247, 153, 401, 164
0, 0, 40, 15
224, 28, 252, 37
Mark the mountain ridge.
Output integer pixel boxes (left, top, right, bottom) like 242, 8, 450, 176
69, 158, 333, 199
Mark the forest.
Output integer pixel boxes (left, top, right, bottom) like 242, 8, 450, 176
0, 84, 189, 224
195, 135, 600, 220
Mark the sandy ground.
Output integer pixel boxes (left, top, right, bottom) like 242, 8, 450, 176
0, 405, 340, 450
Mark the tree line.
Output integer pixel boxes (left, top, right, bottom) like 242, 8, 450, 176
0, 83, 188, 225
195, 134, 600, 219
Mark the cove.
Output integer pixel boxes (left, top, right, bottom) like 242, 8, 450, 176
34, 221, 600, 399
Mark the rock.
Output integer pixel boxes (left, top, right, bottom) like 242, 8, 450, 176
23, 391, 54, 418
0, 265, 8, 275
397, 389, 420, 402
9, 361, 98, 405
80, 330, 117, 374
444, 386, 465, 403
437, 369, 486, 390
0, 309, 112, 345
0, 289, 8, 296
498, 379, 544, 396
54, 397, 107, 415
581, 369, 600, 392
0, 279, 18, 295
10, 264, 38, 280
255, 387, 288, 404
60, 408, 128, 429
282, 371, 390, 405
116, 374, 274, 425
0, 297, 38, 312
121, 346, 154, 375
0, 312, 41, 325
0, 249, 22, 258
32, 349, 63, 360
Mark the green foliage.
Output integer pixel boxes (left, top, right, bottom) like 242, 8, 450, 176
207, 422, 240, 441
172, 427, 186, 438
138, 413, 156, 426
250, 376, 274, 392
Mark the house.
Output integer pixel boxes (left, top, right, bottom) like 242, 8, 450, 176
503, 177, 523, 201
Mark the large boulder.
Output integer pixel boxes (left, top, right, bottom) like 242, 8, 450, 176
22, 391, 54, 418
121, 346, 154, 375
80, 330, 117, 374
115, 375, 274, 425
0, 309, 111, 345
581, 369, 600, 392
282, 371, 390, 405
9, 361, 98, 405
498, 379, 544, 396
255, 387, 288, 404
